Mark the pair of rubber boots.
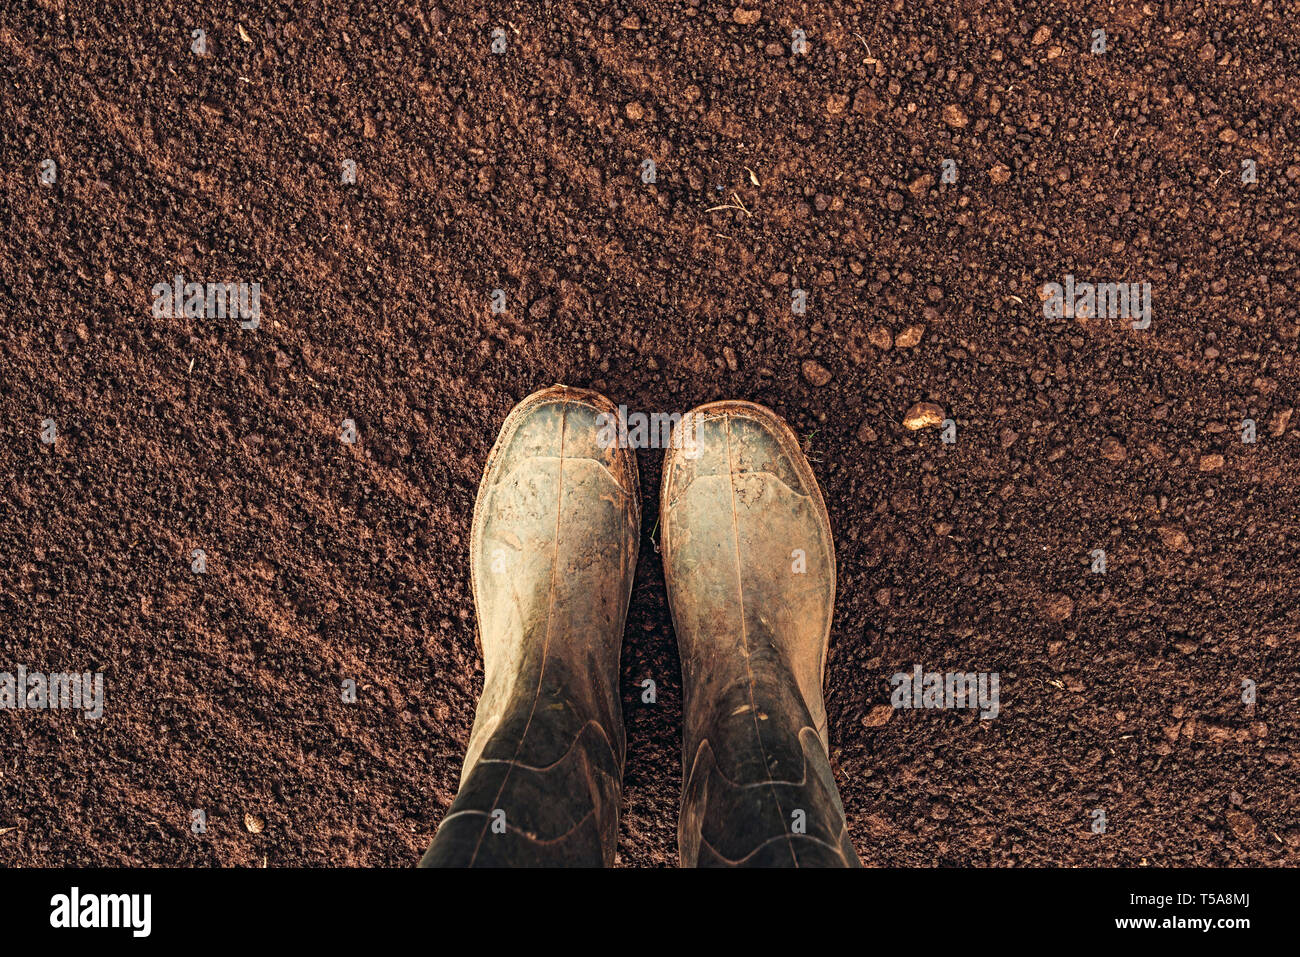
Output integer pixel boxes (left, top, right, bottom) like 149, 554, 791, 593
420, 386, 860, 867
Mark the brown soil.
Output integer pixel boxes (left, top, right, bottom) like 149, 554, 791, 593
2, 1, 1298, 867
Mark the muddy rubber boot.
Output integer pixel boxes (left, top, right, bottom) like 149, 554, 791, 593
661, 401, 860, 867
419, 386, 639, 867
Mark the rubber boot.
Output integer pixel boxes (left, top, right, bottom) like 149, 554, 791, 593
661, 401, 860, 867
420, 386, 639, 867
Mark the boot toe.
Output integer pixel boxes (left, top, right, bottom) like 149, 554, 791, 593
661, 401, 814, 509
487, 385, 639, 505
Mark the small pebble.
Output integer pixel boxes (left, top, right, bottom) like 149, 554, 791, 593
1159, 526, 1189, 550
801, 359, 833, 387
942, 104, 969, 128
862, 704, 893, 728
903, 401, 945, 430
1101, 436, 1127, 462
895, 324, 925, 348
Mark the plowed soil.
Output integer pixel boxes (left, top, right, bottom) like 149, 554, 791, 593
2, 1, 1297, 866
